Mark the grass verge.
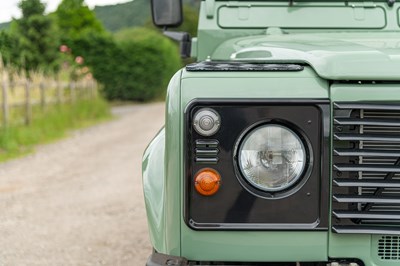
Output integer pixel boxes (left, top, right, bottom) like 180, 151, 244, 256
0, 98, 112, 162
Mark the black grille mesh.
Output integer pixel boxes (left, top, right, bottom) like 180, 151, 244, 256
332, 103, 400, 234
378, 236, 400, 260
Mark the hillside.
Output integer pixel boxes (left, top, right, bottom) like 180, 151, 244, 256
0, 22, 10, 30
94, 0, 199, 32
94, 0, 150, 32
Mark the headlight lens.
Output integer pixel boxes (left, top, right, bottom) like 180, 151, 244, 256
238, 124, 306, 192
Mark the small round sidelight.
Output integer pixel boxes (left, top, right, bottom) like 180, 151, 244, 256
238, 124, 306, 192
193, 108, 221, 136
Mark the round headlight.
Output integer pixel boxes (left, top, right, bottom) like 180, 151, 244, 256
238, 124, 306, 192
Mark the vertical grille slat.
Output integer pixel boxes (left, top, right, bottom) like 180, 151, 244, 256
332, 102, 400, 235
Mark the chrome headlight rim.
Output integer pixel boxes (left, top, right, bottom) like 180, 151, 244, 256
238, 123, 306, 192
234, 120, 314, 199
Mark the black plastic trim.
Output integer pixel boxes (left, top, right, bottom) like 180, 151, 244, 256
186, 61, 304, 72
146, 251, 363, 266
184, 99, 330, 231
188, 219, 322, 230
146, 252, 188, 266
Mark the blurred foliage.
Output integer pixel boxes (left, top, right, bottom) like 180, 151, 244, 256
176, 5, 199, 37
55, 0, 110, 82
73, 27, 181, 101
19, 0, 45, 17
0, 0, 200, 102
1, 0, 61, 73
112, 27, 181, 101
70, 32, 120, 96
0, 30, 21, 67
56, 0, 106, 44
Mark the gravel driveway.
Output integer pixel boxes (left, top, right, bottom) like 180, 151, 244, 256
0, 103, 165, 266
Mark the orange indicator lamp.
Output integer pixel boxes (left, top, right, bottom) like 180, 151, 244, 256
194, 168, 221, 196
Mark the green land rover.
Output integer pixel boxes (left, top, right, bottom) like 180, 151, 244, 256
142, 0, 400, 265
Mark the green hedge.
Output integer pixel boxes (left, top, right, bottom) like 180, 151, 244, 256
113, 27, 181, 101
72, 27, 181, 102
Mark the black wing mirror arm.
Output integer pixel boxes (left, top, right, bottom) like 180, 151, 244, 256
163, 31, 192, 58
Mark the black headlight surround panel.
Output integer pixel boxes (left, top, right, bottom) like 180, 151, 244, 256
184, 100, 330, 230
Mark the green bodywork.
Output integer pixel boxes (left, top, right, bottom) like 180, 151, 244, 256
142, 1, 400, 265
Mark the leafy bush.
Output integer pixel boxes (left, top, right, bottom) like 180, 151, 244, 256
112, 27, 181, 101
56, 0, 105, 44
70, 31, 119, 91
73, 27, 181, 101
0, 30, 21, 67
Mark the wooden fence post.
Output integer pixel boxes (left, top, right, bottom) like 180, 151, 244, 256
81, 80, 86, 99
56, 78, 63, 104
83, 80, 89, 99
40, 79, 46, 109
25, 77, 32, 125
88, 80, 93, 99
1, 71, 8, 128
1, 69, 99, 128
93, 80, 98, 98
9, 74, 15, 95
70, 81, 76, 102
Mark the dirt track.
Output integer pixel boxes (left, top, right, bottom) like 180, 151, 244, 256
0, 103, 165, 266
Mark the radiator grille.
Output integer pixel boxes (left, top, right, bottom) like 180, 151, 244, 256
332, 102, 400, 234
378, 236, 400, 260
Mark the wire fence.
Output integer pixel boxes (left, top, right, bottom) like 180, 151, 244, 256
0, 68, 98, 128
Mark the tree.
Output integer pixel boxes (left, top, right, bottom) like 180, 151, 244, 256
106, 27, 181, 101
15, 0, 60, 73
0, 30, 21, 67
19, 0, 45, 17
56, 0, 105, 43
